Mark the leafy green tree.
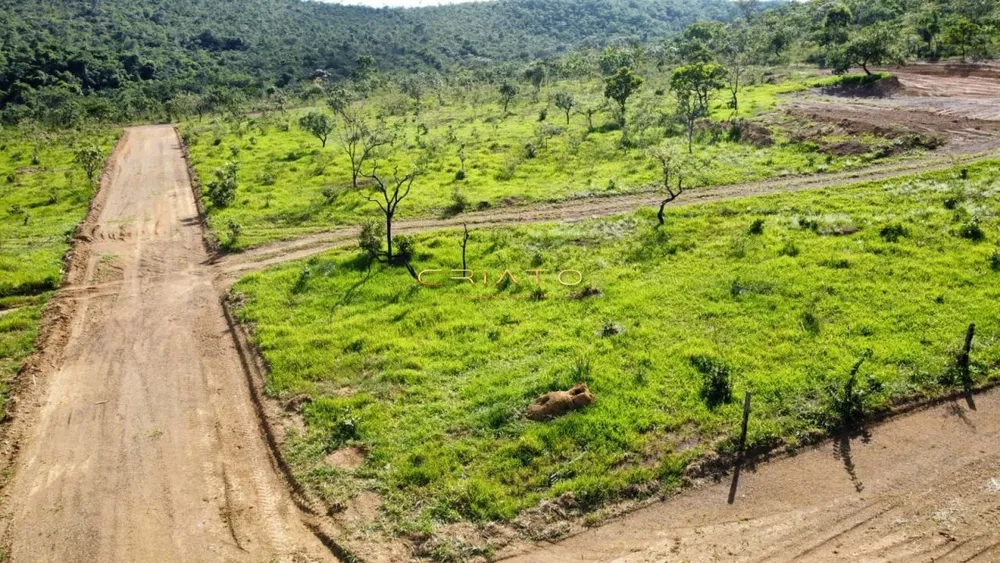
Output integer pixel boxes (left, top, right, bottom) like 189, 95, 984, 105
675, 21, 721, 64
207, 162, 239, 208
599, 45, 640, 75
326, 86, 350, 115
831, 22, 901, 75
915, 7, 943, 60
734, 0, 759, 23
400, 76, 424, 110
74, 146, 105, 184
671, 63, 725, 152
942, 16, 988, 61
299, 111, 335, 147
523, 63, 547, 98
823, 3, 854, 46
554, 91, 576, 124
498, 82, 518, 113
604, 67, 643, 128
352, 54, 377, 95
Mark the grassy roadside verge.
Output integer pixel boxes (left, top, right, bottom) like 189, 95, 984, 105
230, 159, 1000, 542
0, 127, 120, 417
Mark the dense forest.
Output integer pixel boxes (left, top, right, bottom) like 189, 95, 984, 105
0, 0, 998, 127
0, 0, 736, 123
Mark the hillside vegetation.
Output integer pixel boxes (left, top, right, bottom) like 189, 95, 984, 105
2, 0, 998, 126
0, 0, 735, 123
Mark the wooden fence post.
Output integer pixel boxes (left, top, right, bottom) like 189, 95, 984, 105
737, 391, 752, 457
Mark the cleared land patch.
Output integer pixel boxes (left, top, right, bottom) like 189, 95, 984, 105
230, 160, 1000, 553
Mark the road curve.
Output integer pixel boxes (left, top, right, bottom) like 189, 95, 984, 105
2, 126, 331, 562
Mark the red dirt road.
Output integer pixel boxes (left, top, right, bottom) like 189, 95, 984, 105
505, 391, 1000, 562
0, 126, 331, 562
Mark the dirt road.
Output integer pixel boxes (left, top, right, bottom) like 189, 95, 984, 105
1, 126, 331, 562
504, 391, 1000, 562
216, 148, 999, 282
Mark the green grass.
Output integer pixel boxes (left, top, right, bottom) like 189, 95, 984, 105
231, 160, 1000, 533
182, 72, 918, 250
0, 127, 119, 415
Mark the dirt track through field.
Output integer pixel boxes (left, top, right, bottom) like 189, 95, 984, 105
216, 148, 999, 281
503, 390, 1000, 562
1, 126, 331, 562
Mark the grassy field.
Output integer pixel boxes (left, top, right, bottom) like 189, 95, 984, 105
0, 127, 119, 415
231, 160, 1000, 536
181, 72, 920, 250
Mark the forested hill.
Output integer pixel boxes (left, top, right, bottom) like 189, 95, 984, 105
0, 0, 736, 118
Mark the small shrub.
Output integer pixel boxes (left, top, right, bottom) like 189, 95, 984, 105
444, 188, 468, 216
495, 158, 519, 181
990, 249, 1000, 272
778, 241, 800, 257
820, 258, 851, 269
797, 217, 820, 232
292, 266, 312, 293
225, 219, 242, 248
454, 169, 467, 181
747, 218, 765, 235
958, 220, 985, 242
827, 350, 878, 429
320, 186, 338, 205
801, 308, 820, 335
259, 169, 276, 186
879, 223, 908, 243
331, 416, 359, 444
690, 355, 732, 408
523, 142, 537, 159
206, 161, 239, 208
392, 234, 415, 264
358, 220, 384, 260
598, 321, 623, 338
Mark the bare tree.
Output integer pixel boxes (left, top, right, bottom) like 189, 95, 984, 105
339, 108, 396, 188
718, 23, 757, 117
577, 101, 607, 132
649, 145, 689, 226
363, 161, 416, 265
461, 223, 470, 271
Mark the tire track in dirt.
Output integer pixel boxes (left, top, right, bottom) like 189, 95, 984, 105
215, 148, 1000, 282
501, 392, 1000, 562
0, 126, 334, 562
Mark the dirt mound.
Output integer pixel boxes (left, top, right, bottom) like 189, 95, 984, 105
824, 140, 870, 156
786, 98, 996, 152
820, 75, 903, 98
696, 119, 774, 148
527, 383, 595, 421
889, 62, 1000, 81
